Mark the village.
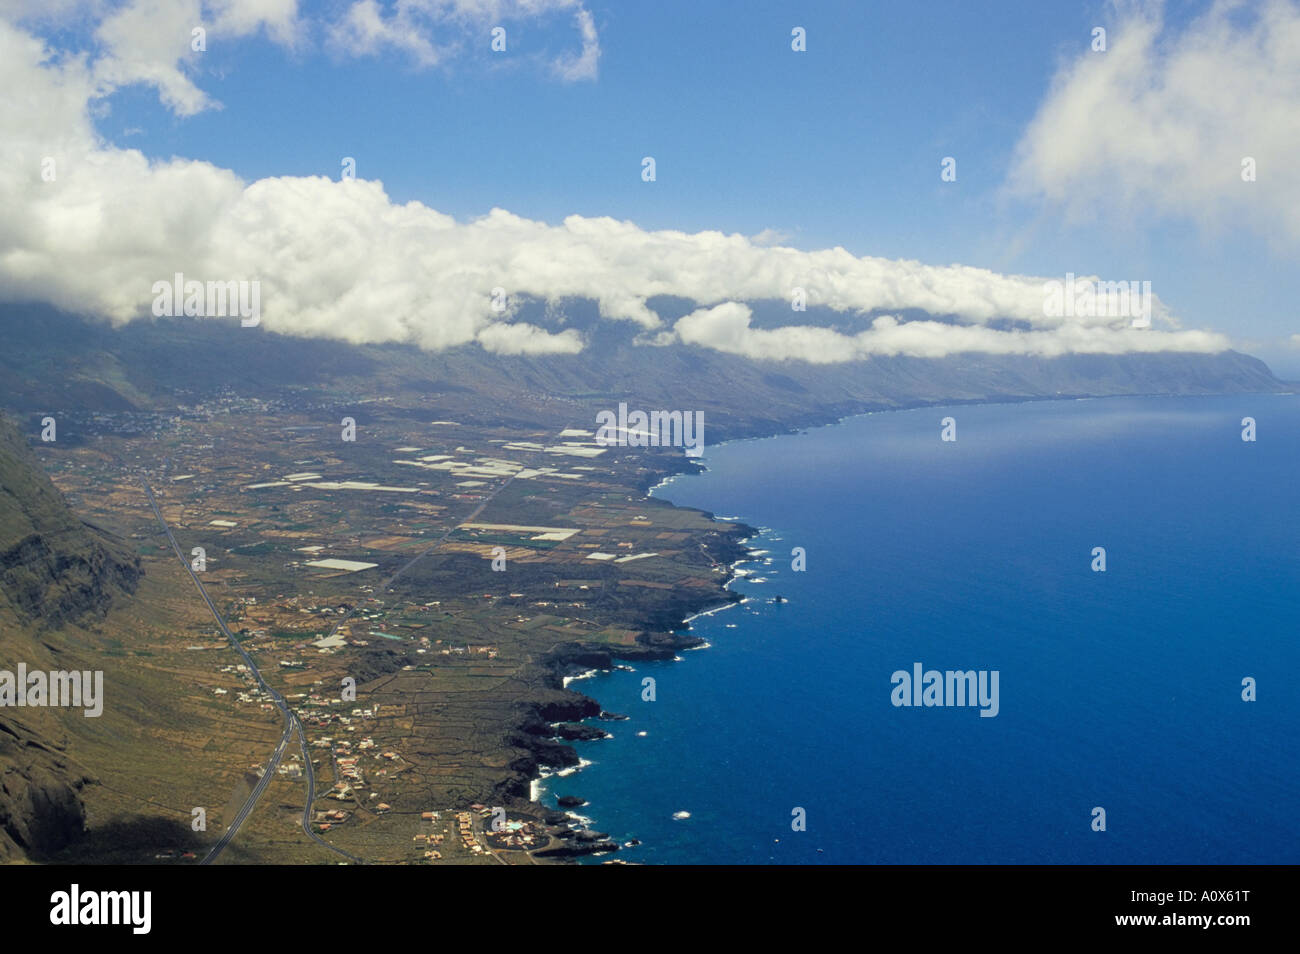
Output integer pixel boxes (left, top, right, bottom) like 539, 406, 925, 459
34, 397, 743, 863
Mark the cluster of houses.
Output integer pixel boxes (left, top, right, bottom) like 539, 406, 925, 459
337, 755, 363, 786
484, 819, 545, 852
456, 811, 485, 855
433, 643, 499, 658
314, 808, 350, 832
447, 805, 550, 856
414, 812, 447, 860
214, 663, 273, 707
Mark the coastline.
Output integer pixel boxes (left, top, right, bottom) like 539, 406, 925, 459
516, 400, 868, 860
513, 388, 1297, 862
512, 446, 757, 859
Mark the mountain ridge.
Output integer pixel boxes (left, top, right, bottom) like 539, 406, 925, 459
0, 305, 1284, 437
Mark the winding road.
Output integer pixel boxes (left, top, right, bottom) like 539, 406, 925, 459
143, 478, 363, 864
141, 424, 574, 863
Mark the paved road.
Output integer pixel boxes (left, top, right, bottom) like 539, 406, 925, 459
141, 425, 572, 863
142, 478, 362, 864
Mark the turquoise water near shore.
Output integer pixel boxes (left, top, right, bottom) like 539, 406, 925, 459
539, 395, 1300, 864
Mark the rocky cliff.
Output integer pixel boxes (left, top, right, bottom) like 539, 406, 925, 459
0, 413, 138, 860
0, 415, 141, 629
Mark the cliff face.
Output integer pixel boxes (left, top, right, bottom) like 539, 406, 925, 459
0, 415, 141, 629
0, 718, 89, 862
0, 531, 141, 631
0, 413, 137, 859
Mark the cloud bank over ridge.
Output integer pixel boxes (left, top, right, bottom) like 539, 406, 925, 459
0, 4, 1238, 361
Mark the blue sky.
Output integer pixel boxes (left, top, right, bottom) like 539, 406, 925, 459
105, 1, 1112, 250
7, 0, 1299, 371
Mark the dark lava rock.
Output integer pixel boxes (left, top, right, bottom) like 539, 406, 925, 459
536, 841, 619, 858
606, 630, 707, 662
536, 694, 602, 722
506, 730, 580, 771
556, 795, 587, 808
552, 723, 608, 741
544, 643, 614, 675
348, 646, 412, 683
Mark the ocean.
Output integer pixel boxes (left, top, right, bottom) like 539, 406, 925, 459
539, 394, 1300, 864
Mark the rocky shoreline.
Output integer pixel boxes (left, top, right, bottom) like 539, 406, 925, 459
499, 482, 757, 861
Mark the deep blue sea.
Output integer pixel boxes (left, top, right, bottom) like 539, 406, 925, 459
539, 395, 1300, 864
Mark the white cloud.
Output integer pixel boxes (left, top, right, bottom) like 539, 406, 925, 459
750, 227, 794, 248
92, 0, 212, 116
0, 0, 98, 24
674, 303, 1228, 363
551, 7, 598, 81
211, 0, 300, 46
1009, 0, 1300, 245
326, 0, 600, 81
0, 11, 1233, 360
77, 0, 303, 117
477, 320, 583, 354
326, 0, 441, 66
